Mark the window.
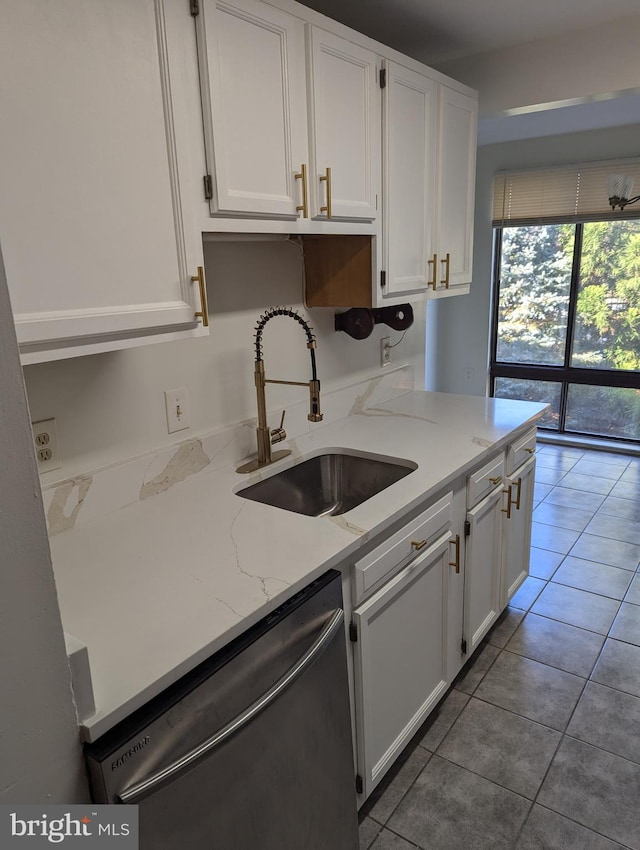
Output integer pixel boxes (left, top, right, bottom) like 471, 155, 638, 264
491, 219, 640, 442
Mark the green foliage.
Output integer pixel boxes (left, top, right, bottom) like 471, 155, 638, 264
575, 222, 640, 370
497, 220, 640, 371
497, 224, 573, 364
495, 220, 640, 439
565, 385, 640, 441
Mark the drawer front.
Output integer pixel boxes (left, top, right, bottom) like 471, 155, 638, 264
467, 454, 505, 508
352, 491, 453, 605
507, 427, 537, 475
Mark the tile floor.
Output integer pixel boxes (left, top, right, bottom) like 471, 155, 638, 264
359, 443, 640, 850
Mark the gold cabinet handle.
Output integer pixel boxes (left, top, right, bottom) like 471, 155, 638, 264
512, 476, 522, 511
448, 533, 461, 574
319, 166, 332, 218
295, 163, 308, 218
524, 447, 536, 454
191, 266, 209, 327
427, 253, 438, 290
489, 475, 502, 485
411, 539, 427, 551
440, 252, 450, 288
501, 485, 512, 518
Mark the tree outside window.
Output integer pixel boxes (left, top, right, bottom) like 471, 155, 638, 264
492, 220, 640, 442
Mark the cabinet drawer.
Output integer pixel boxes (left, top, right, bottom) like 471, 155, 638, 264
507, 427, 537, 475
467, 454, 505, 508
352, 491, 452, 605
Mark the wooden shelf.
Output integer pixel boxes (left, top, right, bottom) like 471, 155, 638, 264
302, 235, 374, 308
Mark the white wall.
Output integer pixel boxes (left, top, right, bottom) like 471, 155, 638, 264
24, 239, 426, 481
436, 16, 640, 118
0, 246, 88, 803
428, 122, 640, 397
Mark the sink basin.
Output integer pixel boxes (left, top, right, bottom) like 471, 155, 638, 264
237, 451, 417, 517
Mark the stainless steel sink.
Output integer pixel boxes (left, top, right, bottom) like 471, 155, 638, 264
236, 451, 417, 517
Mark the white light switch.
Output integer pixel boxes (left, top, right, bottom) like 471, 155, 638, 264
164, 387, 190, 433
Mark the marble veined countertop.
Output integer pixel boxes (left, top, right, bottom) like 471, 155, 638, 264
49, 390, 546, 741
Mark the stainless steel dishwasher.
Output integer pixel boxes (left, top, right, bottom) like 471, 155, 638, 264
85, 570, 359, 850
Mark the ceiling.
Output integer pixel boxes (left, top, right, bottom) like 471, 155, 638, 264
296, 0, 640, 66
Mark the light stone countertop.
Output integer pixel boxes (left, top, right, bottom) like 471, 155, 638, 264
49, 390, 546, 741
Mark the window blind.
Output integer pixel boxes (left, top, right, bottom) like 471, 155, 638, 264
493, 159, 640, 226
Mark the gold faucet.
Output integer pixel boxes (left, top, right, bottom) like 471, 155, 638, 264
237, 308, 322, 474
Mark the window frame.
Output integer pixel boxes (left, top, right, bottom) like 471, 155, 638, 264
489, 221, 640, 443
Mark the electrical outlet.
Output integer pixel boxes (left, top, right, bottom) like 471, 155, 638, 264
32, 418, 62, 472
164, 387, 190, 433
380, 336, 391, 367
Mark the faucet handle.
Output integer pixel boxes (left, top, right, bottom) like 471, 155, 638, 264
270, 410, 287, 445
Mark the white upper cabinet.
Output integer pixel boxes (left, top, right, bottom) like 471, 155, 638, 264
382, 62, 437, 297
195, 0, 380, 225
196, 0, 309, 218
434, 86, 478, 293
0, 0, 206, 363
381, 67, 477, 303
307, 29, 379, 221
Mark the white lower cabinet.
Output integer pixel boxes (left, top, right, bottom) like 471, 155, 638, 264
502, 455, 536, 606
351, 532, 451, 799
463, 484, 505, 656
349, 428, 538, 804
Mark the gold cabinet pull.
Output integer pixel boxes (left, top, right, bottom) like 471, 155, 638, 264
411, 539, 427, 551
448, 533, 461, 573
319, 166, 332, 218
524, 447, 535, 454
427, 253, 438, 290
489, 475, 502, 485
501, 485, 512, 518
440, 252, 451, 288
512, 476, 522, 511
191, 266, 209, 327
295, 163, 308, 218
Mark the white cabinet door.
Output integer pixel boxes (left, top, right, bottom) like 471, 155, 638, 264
446, 487, 467, 683
382, 62, 437, 297
196, 0, 309, 218
352, 533, 450, 798
307, 28, 379, 221
464, 485, 504, 656
0, 0, 202, 363
502, 455, 536, 606
434, 86, 477, 292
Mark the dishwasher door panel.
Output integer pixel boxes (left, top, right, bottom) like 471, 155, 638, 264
85, 571, 358, 850
138, 627, 356, 849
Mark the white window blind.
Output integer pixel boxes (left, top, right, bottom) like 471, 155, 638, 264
493, 159, 640, 226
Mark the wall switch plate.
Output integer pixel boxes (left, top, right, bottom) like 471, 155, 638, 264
381, 336, 391, 367
165, 387, 190, 433
32, 418, 62, 472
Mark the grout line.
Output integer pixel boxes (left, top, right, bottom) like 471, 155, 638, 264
530, 802, 636, 850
